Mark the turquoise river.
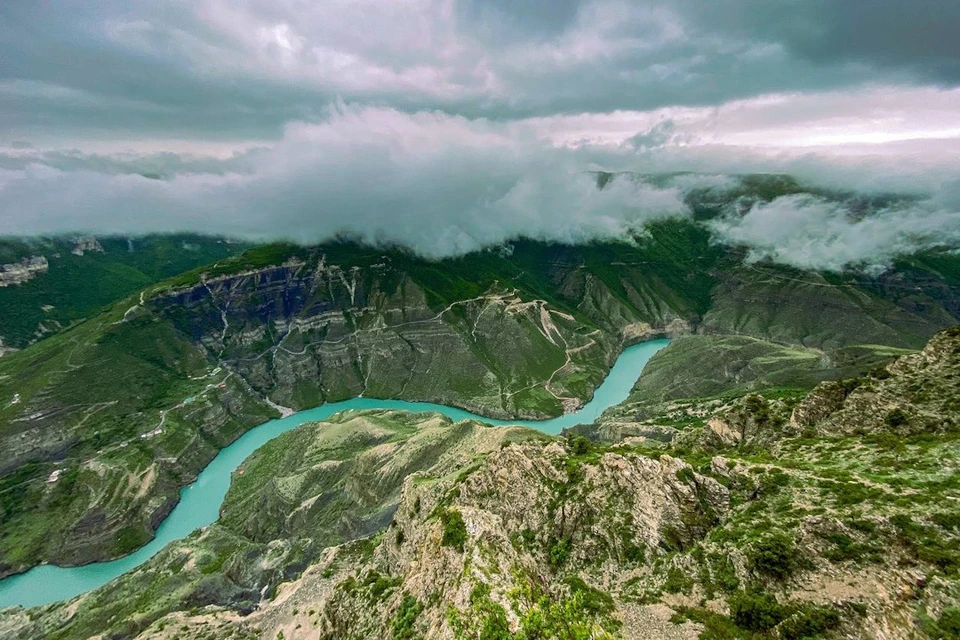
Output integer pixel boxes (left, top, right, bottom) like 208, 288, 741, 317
0, 338, 669, 609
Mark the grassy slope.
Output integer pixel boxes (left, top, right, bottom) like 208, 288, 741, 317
0, 235, 248, 348
0, 303, 275, 572
625, 334, 912, 405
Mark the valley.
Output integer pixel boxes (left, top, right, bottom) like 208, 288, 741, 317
2, 220, 956, 584
1, 325, 957, 639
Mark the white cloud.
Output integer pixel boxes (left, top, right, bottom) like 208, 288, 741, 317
3, 103, 960, 270
0, 105, 689, 258
709, 193, 960, 273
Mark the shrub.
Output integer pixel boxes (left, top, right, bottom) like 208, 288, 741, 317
709, 553, 741, 593
779, 605, 842, 639
391, 594, 423, 640
440, 509, 468, 552
675, 467, 696, 483
568, 436, 593, 456
663, 566, 694, 595
885, 408, 908, 429
933, 511, 960, 532
936, 607, 960, 639
728, 591, 787, 632
549, 536, 572, 566
564, 575, 616, 617
748, 534, 800, 580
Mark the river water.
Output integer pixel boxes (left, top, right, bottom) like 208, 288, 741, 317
0, 338, 669, 608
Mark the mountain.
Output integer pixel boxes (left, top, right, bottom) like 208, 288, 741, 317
0, 234, 249, 350
4, 326, 958, 639
0, 212, 958, 581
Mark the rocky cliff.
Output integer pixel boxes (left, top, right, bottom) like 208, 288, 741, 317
0, 256, 47, 287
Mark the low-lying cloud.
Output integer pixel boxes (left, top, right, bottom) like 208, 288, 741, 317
1, 105, 959, 272
709, 193, 960, 273
0, 106, 689, 258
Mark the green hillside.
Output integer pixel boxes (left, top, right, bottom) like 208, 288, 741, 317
0, 234, 248, 348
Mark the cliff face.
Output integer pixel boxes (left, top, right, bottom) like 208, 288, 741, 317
0, 256, 47, 287
149, 256, 631, 419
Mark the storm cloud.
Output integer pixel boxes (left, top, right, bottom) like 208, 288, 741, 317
0, 1, 959, 270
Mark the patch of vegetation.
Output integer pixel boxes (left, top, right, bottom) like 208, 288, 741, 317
728, 590, 788, 632
391, 594, 424, 640
440, 509, 468, 552
663, 565, 694, 595
747, 534, 802, 581
673, 594, 845, 640
818, 532, 882, 564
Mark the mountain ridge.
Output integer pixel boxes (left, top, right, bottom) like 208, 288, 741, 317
0, 212, 957, 580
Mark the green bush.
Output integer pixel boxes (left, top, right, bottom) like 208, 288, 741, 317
748, 534, 801, 580
933, 511, 960, 532
548, 536, 572, 566
663, 566, 694, 595
391, 594, 423, 640
564, 575, 616, 617
885, 408, 908, 428
935, 607, 960, 639
778, 605, 842, 639
728, 591, 787, 632
568, 436, 593, 456
709, 553, 741, 593
675, 467, 696, 483
440, 509, 468, 552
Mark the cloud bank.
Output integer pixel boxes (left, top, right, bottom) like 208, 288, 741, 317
1, 1, 959, 272
2, 104, 959, 271
0, 106, 691, 258
709, 193, 960, 273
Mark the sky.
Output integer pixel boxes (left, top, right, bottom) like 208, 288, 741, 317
1, 0, 959, 269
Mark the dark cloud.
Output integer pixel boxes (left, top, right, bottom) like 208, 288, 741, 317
678, 0, 960, 84
0, 1, 958, 272
2, 1, 958, 141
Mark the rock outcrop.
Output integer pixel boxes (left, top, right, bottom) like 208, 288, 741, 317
793, 325, 960, 435
0, 256, 47, 287
70, 236, 103, 256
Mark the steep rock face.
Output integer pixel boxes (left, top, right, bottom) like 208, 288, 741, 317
0, 256, 47, 287
793, 325, 960, 435
278, 444, 729, 640
70, 237, 103, 256
151, 257, 626, 419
